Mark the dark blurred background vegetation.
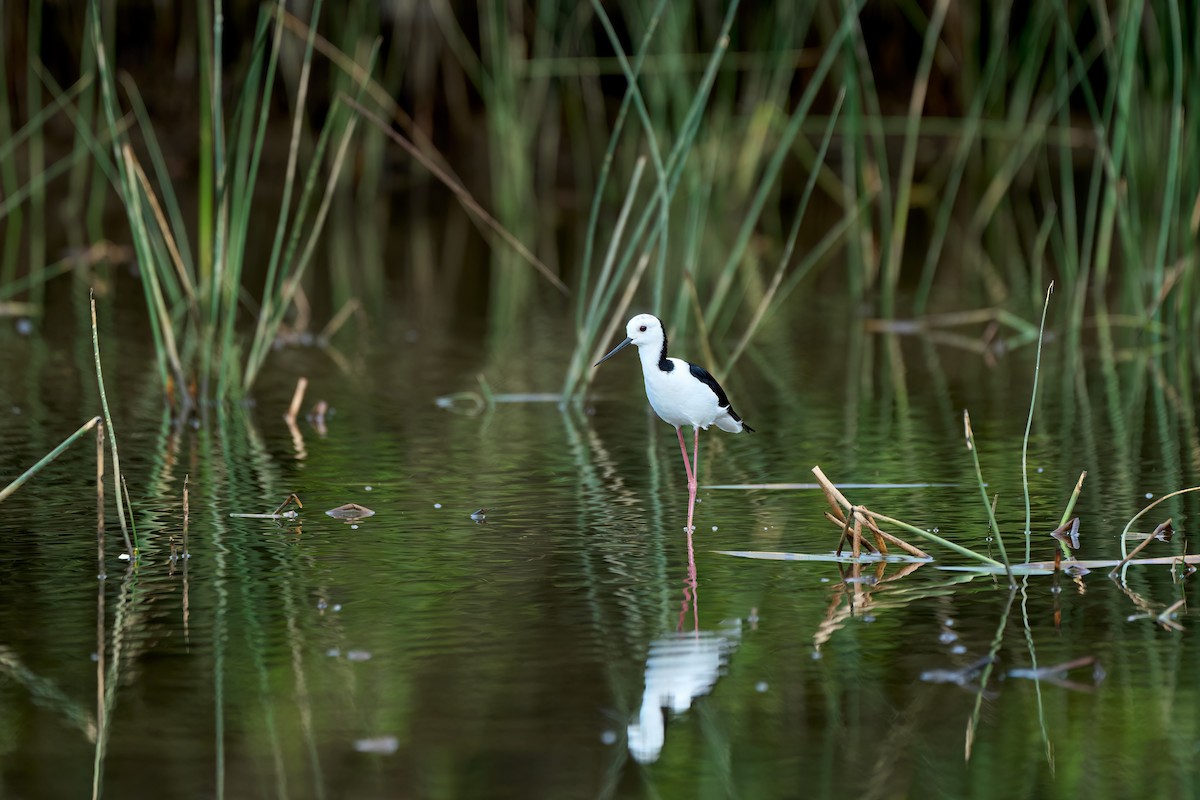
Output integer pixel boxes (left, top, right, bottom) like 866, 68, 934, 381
1, 0, 1196, 406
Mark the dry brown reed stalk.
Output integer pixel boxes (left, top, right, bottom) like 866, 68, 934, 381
318, 298, 360, 341
343, 96, 566, 295
812, 466, 929, 559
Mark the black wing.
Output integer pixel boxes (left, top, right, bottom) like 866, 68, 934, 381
688, 362, 754, 431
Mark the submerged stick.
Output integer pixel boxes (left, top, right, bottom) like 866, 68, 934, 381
1111, 519, 1173, 575
96, 422, 106, 580
0, 416, 101, 503
91, 292, 134, 559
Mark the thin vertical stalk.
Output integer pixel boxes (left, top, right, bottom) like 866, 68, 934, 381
91, 293, 134, 558
1022, 283, 1053, 562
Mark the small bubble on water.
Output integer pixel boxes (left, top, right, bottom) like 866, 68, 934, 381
1037, 467, 1044, 473
944, 618, 956, 627
600, 730, 618, 745
939, 631, 959, 644
15, 318, 33, 336
951, 644, 967, 655
433, 503, 442, 509
351, 524, 359, 530
364, 486, 373, 492
326, 648, 341, 658
317, 599, 328, 610
1050, 585, 1062, 595
90, 652, 99, 662
712, 526, 718, 532
1145, 492, 1153, 499
347, 650, 372, 662
862, 615, 876, 623
810, 651, 822, 660
755, 681, 769, 693
117, 553, 131, 561
819, 577, 830, 583
332, 604, 342, 612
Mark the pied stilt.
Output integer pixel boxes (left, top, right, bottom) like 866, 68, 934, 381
595, 314, 753, 502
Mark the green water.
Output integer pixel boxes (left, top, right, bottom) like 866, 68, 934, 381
1, 283, 1198, 799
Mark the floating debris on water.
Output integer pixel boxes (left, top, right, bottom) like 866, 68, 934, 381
232, 493, 303, 520
470, 508, 487, 522
346, 650, 372, 662
326, 503, 375, 520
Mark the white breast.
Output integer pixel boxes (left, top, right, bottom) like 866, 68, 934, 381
642, 358, 724, 429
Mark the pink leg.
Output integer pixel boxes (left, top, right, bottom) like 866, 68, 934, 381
691, 427, 700, 491
676, 427, 695, 487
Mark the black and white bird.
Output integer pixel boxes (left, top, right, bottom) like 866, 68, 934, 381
595, 314, 753, 492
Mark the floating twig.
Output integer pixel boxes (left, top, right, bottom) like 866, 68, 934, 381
230, 493, 303, 520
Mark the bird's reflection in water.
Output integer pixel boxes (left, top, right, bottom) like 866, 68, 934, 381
627, 528, 743, 764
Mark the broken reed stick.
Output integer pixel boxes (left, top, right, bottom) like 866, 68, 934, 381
1059, 471, 1087, 528
852, 509, 863, 561
286, 377, 309, 424
0, 416, 102, 503
815, 466, 929, 559
1111, 518, 1173, 575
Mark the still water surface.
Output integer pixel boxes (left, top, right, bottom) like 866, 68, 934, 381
1, 294, 1198, 798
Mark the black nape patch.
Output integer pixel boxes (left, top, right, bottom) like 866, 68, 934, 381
657, 329, 673, 371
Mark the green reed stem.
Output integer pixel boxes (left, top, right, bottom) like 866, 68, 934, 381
0, 417, 102, 504
964, 410, 1014, 583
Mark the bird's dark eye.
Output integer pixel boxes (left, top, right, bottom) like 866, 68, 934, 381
639, 325, 647, 332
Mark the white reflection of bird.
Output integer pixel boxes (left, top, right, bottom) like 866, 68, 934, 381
626, 623, 742, 764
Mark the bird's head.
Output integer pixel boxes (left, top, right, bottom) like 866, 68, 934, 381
595, 314, 665, 367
